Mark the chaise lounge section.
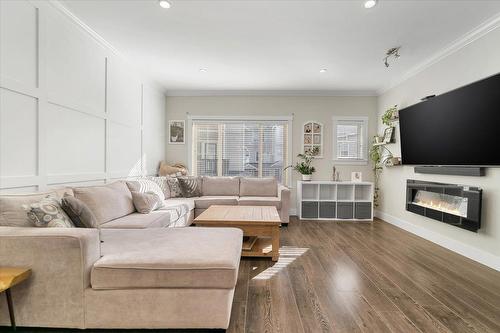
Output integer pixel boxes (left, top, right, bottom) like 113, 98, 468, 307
0, 226, 242, 329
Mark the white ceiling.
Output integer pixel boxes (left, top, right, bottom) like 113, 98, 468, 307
61, 0, 500, 94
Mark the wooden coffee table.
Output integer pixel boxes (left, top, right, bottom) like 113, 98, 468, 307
194, 205, 281, 261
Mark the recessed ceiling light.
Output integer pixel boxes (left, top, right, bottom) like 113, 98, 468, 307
199, 68, 208, 73
319, 69, 328, 73
158, 0, 171, 9
364, 0, 378, 9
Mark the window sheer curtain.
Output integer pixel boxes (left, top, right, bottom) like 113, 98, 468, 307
191, 120, 289, 184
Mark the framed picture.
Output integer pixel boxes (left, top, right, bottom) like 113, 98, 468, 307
383, 127, 394, 144
169, 120, 185, 144
351, 172, 362, 182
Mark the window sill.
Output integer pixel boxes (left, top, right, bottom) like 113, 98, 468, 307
332, 159, 369, 166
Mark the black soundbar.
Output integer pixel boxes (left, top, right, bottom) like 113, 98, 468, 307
414, 166, 485, 177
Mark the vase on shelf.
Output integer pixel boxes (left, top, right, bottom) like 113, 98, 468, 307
302, 174, 312, 181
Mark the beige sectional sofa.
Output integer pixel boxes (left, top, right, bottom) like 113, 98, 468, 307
0, 176, 289, 330
193, 176, 291, 224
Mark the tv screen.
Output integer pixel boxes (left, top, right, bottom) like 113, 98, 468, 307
399, 73, 500, 166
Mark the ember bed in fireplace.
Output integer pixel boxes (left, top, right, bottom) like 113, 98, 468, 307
406, 180, 482, 232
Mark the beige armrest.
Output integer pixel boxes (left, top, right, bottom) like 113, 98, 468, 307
0, 227, 101, 328
278, 185, 291, 223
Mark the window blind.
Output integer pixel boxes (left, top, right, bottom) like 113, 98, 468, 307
192, 120, 289, 183
333, 118, 368, 162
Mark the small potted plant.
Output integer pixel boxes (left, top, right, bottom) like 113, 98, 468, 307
285, 147, 318, 181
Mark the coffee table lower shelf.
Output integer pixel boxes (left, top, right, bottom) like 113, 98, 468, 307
242, 237, 274, 258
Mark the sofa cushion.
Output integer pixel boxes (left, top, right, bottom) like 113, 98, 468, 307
194, 196, 239, 209
23, 195, 75, 228
73, 181, 135, 225
144, 176, 170, 198
93, 227, 242, 289
99, 211, 172, 229
178, 176, 202, 197
166, 177, 183, 198
202, 176, 240, 196
131, 191, 163, 214
160, 198, 195, 222
127, 179, 166, 201
61, 194, 98, 228
0, 191, 58, 227
239, 177, 277, 197
238, 196, 281, 209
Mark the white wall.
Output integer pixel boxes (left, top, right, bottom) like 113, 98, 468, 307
165, 95, 378, 212
377, 26, 500, 270
0, 0, 166, 193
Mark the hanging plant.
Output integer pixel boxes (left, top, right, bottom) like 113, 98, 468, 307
382, 105, 398, 127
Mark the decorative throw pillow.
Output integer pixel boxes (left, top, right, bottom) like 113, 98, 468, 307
178, 176, 202, 198
131, 191, 163, 214
145, 176, 171, 199
158, 161, 188, 177
22, 196, 74, 228
126, 179, 166, 201
166, 177, 183, 198
61, 194, 98, 228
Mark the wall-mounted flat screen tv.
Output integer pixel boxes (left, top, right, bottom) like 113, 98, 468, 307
399, 73, 500, 166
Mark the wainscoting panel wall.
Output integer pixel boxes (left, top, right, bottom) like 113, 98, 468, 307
0, 0, 38, 89
46, 6, 107, 116
143, 84, 167, 175
0, 0, 166, 194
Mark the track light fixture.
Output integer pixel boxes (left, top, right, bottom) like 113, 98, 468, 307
384, 47, 401, 68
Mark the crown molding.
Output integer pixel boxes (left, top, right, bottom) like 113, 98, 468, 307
378, 12, 500, 95
165, 90, 377, 97
47, 0, 124, 57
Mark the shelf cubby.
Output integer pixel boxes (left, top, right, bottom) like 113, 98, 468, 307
337, 184, 354, 201
319, 184, 336, 201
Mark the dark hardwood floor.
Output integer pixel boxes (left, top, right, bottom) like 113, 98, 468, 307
3, 217, 500, 333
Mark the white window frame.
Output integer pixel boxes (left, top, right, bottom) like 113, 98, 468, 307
332, 116, 368, 165
187, 115, 293, 186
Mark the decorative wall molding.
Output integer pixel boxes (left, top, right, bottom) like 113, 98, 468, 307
379, 12, 500, 95
375, 210, 500, 272
166, 90, 377, 97
0, 1, 165, 192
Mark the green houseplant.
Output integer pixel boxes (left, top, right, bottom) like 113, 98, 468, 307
382, 105, 398, 126
285, 147, 318, 181
370, 138, 394, 207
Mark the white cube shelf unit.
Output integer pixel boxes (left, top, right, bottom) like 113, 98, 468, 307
297, 181, 374, 221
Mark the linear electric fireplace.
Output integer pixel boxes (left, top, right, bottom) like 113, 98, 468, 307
406, 180, 482, 232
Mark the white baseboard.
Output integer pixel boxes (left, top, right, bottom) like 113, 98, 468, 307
289, 208, 297, 216
375, 210, 500, 272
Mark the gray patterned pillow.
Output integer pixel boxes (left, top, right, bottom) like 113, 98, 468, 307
145, 176, 171, 199
166, 177, 183, 198
23, 196, 74, 228
178, 176, 202, 198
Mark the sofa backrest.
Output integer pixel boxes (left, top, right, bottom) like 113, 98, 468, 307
73, 181, 134, 225
0, 191, 57, 227
202, 176, 240, 196
239, 177, 278, 197
0, 187, 75, 228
